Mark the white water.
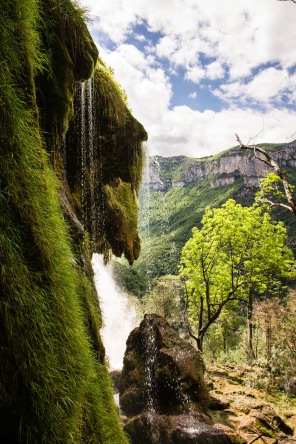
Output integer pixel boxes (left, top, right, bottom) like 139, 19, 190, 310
92, 253, 139, 370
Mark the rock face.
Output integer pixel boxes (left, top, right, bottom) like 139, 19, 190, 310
124, 413, 234, 444
145, 143, 296, 191
119, 315, 240, 443
0, 1, 146, 442
119, 313, 209, 416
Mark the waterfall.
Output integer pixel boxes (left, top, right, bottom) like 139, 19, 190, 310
92, 254, 139, 370
142, 154, 152, 285
152, 156, 170, 238
143, 319, 158, 413
86, 77, 96, 242
80, 81, 87, 225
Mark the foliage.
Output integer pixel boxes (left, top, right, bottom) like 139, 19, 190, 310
179, 200, 295, 351
142, 276, 184, 331
115, 145, 296, 291
0, 1, 129, 442
253, 293, 296, 376
112, 259, 150, 298
257, 172, 295, 208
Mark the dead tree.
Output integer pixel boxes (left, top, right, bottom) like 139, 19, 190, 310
235, 134, 296, 216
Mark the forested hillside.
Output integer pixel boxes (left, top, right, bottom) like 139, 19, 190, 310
114, 142, 296, 293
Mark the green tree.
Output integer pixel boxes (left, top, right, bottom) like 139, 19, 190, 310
179, 199, 295, 354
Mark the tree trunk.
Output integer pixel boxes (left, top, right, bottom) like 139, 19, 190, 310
223, 326, 227, 353
247, 288, 256, 360
196, 334, 203, 353
266, 313, 271, 363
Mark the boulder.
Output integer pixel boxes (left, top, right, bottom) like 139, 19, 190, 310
119, 313, 209, 416
209, 395, 230, 411
286, 377, 296, 395
124, 413, 236, 444
276, 433, 296, 443
109, 370, 121, 393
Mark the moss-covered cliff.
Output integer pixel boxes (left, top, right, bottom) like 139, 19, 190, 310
0, 0, 147, 442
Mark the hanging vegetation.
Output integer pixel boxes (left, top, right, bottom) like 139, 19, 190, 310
0, 0, 147, 442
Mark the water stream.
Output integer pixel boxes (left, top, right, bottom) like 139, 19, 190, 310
92, 253, 139, 370
86, 77, 96, 242
143, 319, 158, 413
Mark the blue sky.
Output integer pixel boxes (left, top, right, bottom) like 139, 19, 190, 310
80, 0, 296, 157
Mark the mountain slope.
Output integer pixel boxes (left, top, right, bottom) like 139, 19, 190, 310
115, 142, 296, 290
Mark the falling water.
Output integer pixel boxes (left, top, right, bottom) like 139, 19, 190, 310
152, 156, 170, 239
92, 253, 139, 370
151, 156, 175, 275
80, 81, 87, 225
142, 153, 152, 286
86, 77, 96, 241
143, 319, 158, 413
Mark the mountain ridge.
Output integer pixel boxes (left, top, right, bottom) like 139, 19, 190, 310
145, 141, 296, 191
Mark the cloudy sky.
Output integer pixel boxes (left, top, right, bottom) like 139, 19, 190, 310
80, 0, 296, 157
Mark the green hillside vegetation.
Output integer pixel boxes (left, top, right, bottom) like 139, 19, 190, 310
114, 146, 296, 297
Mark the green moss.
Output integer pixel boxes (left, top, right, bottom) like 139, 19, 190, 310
94, 59, 147, 192
0, 1, 129, 442
36, 0, 99, 149
101, 181, 142, 264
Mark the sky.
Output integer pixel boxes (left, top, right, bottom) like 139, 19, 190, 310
79, 0, 296, 158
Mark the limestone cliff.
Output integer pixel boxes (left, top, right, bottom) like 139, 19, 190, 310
146, 142, 296, 191
0, 1, 146, 442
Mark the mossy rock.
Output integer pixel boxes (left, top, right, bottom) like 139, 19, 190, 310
119, 314, 209, 416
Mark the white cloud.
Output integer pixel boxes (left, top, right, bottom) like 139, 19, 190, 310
82, 0, 296, 81
97, 44, 172, 126
185, 65, 205, 83
214, 67, 295, 106
155, 36, 179, 59
80, 0, 296, 158
148, 107, 296, 157
206, 61, 225, 80
188, 92, 197, 99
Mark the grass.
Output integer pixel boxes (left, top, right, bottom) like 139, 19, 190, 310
0, 1, 128, 442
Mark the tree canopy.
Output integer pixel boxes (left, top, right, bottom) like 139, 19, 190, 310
179, 199, 295, 352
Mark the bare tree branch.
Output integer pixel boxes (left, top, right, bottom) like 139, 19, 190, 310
256, 198, 292, 212
235, 134, 296, 216
272, 149, 296, 161
247, 432, 268, 444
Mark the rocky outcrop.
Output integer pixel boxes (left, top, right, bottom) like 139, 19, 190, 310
119, 313, 209, 416
145, 142, 296, 191
119, 315, 242, 443
207, 365, 294, 443
123, 413, 237, 444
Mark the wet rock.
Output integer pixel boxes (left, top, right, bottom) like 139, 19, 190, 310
273, 416, 294, 436
109, 370, 121, 392
276, 432, 296, 443
209, 395, 230, 411
124, 413, 237, 444
238, 412, 275, 438
214, 424, 247, 444
119, 313, 208, 416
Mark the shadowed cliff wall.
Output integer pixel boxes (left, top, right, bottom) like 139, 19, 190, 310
0, 0, 146, 442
